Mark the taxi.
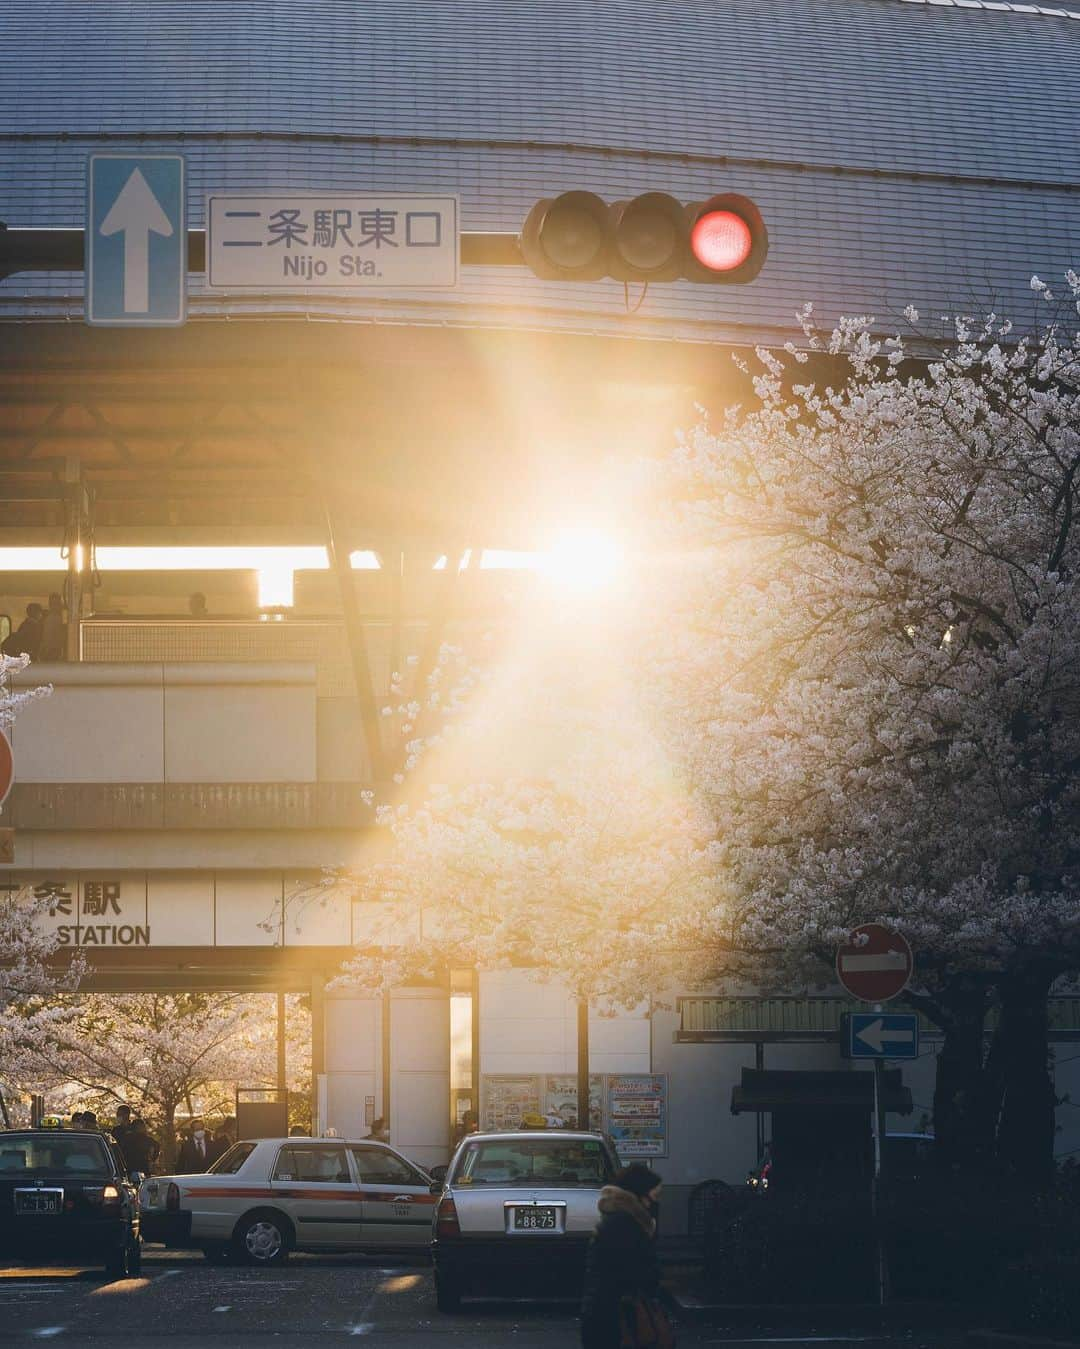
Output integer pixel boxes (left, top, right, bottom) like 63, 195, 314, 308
430, 1129, 621, 1311
0, 1122, 142, 1277
139, 1135, 435, 1264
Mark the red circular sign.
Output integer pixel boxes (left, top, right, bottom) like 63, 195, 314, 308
835, 923, 913, 1003
0, 728, 12, 810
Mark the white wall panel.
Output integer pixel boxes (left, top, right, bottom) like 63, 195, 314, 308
164, 674, 316, 783
9, 677, 164, 783
213, 872, 282, 946
146, 872, 214, 946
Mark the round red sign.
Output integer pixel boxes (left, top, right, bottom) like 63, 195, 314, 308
0, 728, 12, 810
835, 923, 913, 1003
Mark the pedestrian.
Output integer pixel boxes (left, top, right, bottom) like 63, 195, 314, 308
111, 1104, 133, 1158
368, 1117, 389, 1143
188, 592, 208, 618
122, 1118, 160, 1176
38, 592, 66, 661
177, 1119, 213, 1172
2, 603, 44, 659
289, 1125, 309, 1137
81, 1110, 99, 1132
210, 1118, 235, 1164
580, 1163, 672, 1349
69, 1111, 85, 1131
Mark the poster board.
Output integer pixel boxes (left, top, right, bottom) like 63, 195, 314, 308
479, 1073, 668, 1156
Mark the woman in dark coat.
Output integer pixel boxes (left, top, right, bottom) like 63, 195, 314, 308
580, 1163, 664, 1349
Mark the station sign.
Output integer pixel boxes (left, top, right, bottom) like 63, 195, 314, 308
206, 194, 459, 289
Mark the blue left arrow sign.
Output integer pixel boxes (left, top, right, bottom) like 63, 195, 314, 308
86, 155, 186, 326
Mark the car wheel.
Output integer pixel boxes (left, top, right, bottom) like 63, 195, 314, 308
434, 1273, 462, 1312
201, 1242, 233, 1265
234, 1212, 291, 1266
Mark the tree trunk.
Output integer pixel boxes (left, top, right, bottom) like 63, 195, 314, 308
928, 981, 995, 1176
993, 969, 1055, 1187
160, 1101, 178, 1173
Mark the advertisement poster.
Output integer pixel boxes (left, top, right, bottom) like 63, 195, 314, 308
480, 1075, 541, 1131
543, 1075, 604, 1131
607, 1074, 668, 1157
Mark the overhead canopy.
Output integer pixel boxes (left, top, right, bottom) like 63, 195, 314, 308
730, 1068, 912, 1115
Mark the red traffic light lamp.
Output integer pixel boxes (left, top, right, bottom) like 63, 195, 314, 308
519, 191, 768, 284
685, 193, 767, 284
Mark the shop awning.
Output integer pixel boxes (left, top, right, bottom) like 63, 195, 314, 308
730, 1068, 912, 1114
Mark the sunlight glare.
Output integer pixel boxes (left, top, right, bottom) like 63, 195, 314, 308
540, 528, 622, 591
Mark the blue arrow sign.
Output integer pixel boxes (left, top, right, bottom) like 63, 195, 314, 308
847, 1012, 919, 1060
87, 155, 186, 326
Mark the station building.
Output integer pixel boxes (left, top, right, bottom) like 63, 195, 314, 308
2, 0, 1080, 1225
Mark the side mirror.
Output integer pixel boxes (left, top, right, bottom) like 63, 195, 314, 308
128, 1171, 146, 1185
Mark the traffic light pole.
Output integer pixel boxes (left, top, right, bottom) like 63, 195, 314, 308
0, 227, 523, 278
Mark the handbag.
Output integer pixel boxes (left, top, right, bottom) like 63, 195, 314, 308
618, 1293, 676, 1349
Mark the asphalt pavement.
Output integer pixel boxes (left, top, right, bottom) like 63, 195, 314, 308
0, 1252, 966, 1346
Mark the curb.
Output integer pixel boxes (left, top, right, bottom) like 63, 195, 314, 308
967, 1333, 1080, 1349
668, 1294, 969, 1328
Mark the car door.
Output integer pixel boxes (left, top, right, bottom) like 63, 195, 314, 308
269, 1143, 364, 1249
349, 1144, 434, 1248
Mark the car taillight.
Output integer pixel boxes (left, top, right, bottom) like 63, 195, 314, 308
435, 1194, 460, 1238
101, 1183, 121, 1211
166, 1182, 180, 1212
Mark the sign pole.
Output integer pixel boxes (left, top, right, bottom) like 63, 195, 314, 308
871, 1010, 890, 1308
577, 999, 590, 1131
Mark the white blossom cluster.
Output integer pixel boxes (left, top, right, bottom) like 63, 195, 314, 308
642, 280, 1080, 993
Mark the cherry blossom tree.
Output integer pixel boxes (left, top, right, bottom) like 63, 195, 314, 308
642, 282, 1080, 1181
15, 993, 310, 1169
329, 608, 713, 1005
0, 653, 75, 1125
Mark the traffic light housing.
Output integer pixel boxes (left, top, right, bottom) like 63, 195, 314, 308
518, 191, 767, 284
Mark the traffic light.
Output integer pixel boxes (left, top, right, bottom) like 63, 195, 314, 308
518, 191, 767, 284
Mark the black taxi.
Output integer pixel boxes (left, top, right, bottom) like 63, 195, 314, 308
0, 1122, 142, 1277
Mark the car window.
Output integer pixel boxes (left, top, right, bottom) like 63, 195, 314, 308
272, 1145, 350, 1183
452, 1138, 614, 1188
349, 1146, 425, 1186
0, 1133, 112, 1176
209, 1142, 257, 1175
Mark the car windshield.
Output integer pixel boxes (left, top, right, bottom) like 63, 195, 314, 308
452, 1138, 614, 1188
0, 1132, 112, 1177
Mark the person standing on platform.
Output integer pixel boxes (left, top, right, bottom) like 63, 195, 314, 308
38, 593, 66, 661
178, 1120, 213, 1172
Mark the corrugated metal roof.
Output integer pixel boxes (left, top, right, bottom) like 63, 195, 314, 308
2, 0, 1078, 343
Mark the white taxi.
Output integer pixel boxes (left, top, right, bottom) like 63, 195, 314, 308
430, 1130, 621, 1311
140, 1136, 435, 1265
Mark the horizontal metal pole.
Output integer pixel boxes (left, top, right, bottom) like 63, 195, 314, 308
0, 228, 523, 275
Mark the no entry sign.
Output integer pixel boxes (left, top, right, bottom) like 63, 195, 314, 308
0, 728, 12, 810
836, 923, 913, 1003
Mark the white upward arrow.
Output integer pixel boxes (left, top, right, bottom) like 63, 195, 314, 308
855, 1018, 914, 1053
100, 168, 173, 313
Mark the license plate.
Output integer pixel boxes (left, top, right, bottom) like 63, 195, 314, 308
15, 1190, 62, 1215
511, 1206, 558, 1231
